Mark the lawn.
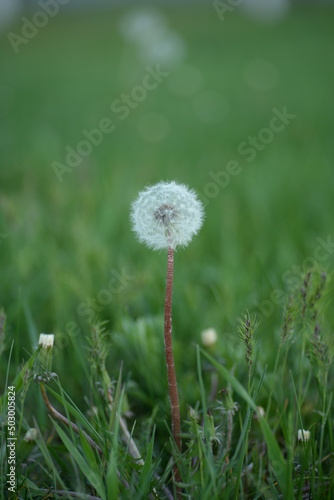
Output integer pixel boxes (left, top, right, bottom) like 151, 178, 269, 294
1, 4, 334, 498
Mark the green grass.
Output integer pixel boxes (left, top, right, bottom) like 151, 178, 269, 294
1, 5, 334, 499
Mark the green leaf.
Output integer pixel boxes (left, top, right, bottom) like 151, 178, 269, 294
196, 347, 216, 489
138, 427, 155, 498
110, 363, 123, 431
200, 348, 290, 498
106, 385, 126, 499
231, 368, 266, 498
46, 383, 102, 445
32, 417, 68, 492
78, 426, 101, 475
51, 418, 106, 500
0, 345, 40, 407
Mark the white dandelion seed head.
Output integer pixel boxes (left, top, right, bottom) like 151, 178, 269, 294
130, 181, 204, 251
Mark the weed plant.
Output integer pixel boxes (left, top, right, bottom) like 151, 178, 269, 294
1, 267, 333, 499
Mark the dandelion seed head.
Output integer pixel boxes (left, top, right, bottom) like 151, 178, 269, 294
130, 181, 204, 250
154, 203, 178, 225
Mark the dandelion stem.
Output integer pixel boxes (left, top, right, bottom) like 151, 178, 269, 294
39, 382, 103, 457
164, 246, 182, 482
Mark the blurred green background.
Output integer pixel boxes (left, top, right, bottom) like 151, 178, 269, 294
1, 3, 334, 422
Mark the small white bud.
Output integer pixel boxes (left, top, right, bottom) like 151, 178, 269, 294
38, 333, 54, 349
201, 328, 218, 346
36, 334, 54, 377
298, 429, 310, 442
24, 428, 38, 443
254, 406, 265, 420
130, 181, 204, 250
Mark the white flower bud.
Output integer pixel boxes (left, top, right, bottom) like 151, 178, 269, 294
38, 333, 54, 348
298, 429, 310, 442
24, 428, 38, 443
253, 406, 265, 421
201, 328, 217, 346
130, 181, 204, 250
36, 334, 55, 378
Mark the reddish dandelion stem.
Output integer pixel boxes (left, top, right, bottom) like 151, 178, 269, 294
164, 246, 182, 484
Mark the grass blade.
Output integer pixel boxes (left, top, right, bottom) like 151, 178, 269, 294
51, 418, 106, 500
201, 348, 290, 498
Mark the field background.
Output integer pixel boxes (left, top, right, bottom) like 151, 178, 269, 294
1, 2, 334, 484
